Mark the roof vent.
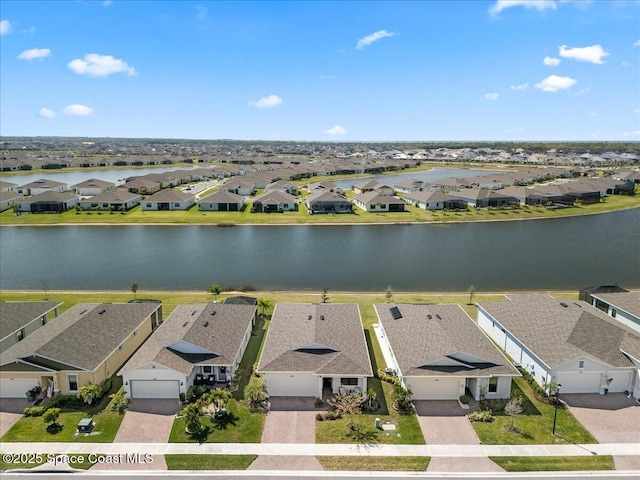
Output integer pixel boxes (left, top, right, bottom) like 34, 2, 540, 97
560, 302, 568, 308
436, 314, 442, 320
202, 321, 209, 327
308, 315, 313, 320
80, 310, 87, 315
191, 311, 197, 316
320, 315, 325, 321
427, 314, 433, 320
210, 310, 216, 316
183, 321, 189, 327
98, 309, 106, 315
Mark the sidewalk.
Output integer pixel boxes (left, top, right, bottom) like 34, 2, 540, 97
2, 442, 639, 457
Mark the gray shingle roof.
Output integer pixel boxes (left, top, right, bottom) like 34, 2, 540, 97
71, 178, 114, 189
0, 303, 161, 372
376, 304, 518, 377
258, 304, 372, 376
23, 192, 78, 204
591, 292, 640, 319
119, 303, 256, 376
477, 294, 640, 368
83, 190, 140, 203
0, 301, 62, 341
198, 191, 245, 203
143, 189, 196, 202
353, 192, 404, 205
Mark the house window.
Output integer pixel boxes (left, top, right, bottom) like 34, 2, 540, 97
578, 360, 584, 369
42, 317, 47, 326
488, 377, 498, 393
16, 329, 25, 342
340, 377, 358, 386
174, 203, 180, 207
203, 366, 212, 373
611, 308, 617, 318
68, 374, 79, 391
146, 203, 152, 207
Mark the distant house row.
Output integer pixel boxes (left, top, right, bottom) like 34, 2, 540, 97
1, 287, 638, 402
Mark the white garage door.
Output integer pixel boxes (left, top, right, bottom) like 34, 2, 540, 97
130, 380, 180, 399
265, 374, 317, 397
556, 371, 602, 394
0, 378, 38, 398
408, 377, 462, 400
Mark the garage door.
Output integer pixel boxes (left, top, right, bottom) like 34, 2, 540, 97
556, 372, 602, 394
407, 377, 462, 400
265, 374, 317, 397
130, 380, 180, 399
0, 378, 38, 398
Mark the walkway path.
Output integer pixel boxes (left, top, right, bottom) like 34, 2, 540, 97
2, 442, 639, 457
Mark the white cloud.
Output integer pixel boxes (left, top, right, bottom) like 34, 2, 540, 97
0, 19, 11, 35
490, 0, 556, 15
22, 26, 36, 34
622, 130, 640, 137
196, 5, 208, 21
63, 104, 94, 116
534, 75, 576, 92
68, 53, 137, 77
543, 56, 561, 66
38, 108, 55, 118
103, 1, 113, 6
510, 83, 529, 91
249, 94, 283, 108
324, 125, 347, 136
559, 44, 608, 64
635, 108, 640, 114
635, 40, 640, 47
17, 48, 51, 61
621, 61, 630, 67
356, 30, 397, 50
484, 92, 499, 101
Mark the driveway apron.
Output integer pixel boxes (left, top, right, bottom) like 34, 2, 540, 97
413, 400, 480, 445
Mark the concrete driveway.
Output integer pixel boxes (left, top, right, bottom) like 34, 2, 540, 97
413, 400, 480, 445
113, 399, 180, 443
261, 397, 320, 443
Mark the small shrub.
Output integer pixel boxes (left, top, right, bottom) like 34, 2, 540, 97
376, 368, 401, 386
24, 406, 46, 417
480, 398, 509, 413
186, 385, 206, 403
324, 411, 342, 420
314, 398, 324, 408
459, 394, 470, 405
46, 394, 85, 411
316, 412, 324, 421
100, 377, 113, 397
468, 410, 494, 422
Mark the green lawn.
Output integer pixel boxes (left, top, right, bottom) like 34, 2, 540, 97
232, 316, 268, 401
317, 456, 430, 471
490, 456, 614, 472
165, 454, 257, 470
169, 399, 265, 443
472, 377, 596, 445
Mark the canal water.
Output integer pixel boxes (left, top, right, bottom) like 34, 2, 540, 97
1, 209, 638, 291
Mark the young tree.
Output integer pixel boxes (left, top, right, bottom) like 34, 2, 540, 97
392, 385, 413, 411
467, 285, 476, 305
243, 376, 268, 409
366, 387, 377, 408
130, 282, 139, 300
385, 286, 393, 304
43, 407, 61, 428
504, 396, 523, 431
181, 402, 204, 434
327, 391, 363, 431
79, 383, 101, 405
321, 287, 329, 303
257, 298, 271, 317
208, 284, 222, 303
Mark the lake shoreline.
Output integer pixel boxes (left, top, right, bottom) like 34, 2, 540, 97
2, 203, 638, 227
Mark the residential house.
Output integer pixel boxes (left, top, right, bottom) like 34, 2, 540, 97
403, 190, 467, 210
0, 302, 162, 398
580, 288, 640, 333
375, 304, 518, 400
251, 191, 297, 212
17, 179, 68, 196
71, 178, 116, 197
124, 178, 162, 195
306, 181, 343, 195
79, 190, 142, 211
352, 180, 394, 195
305, 191, 352, 214
141, 189, 196, 211
265, 180, 300, 195
394, 179, 426, 193
0, 191, 22, 212
19, 191, 79, 213
448, 188, 518, 208
222, 180, 257, 196
197, 191, 245, 211
430, 177, 470, 192
0, 180, 18, 193
119, 303, 256, 399
352, 192, 406, 212
477, 294, 640, 397
257, 303, 373, 398
0, 302, 62, 353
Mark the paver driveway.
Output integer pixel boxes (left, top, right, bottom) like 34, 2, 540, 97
413, 400, 480, 445
261, 397, 319, 443
0, 399, 30, 438
563, 393, 640, 472
113, 399, 180, 443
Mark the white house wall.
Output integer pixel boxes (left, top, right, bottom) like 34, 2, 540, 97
552, 357, 634, 394
610, 309, 640, 333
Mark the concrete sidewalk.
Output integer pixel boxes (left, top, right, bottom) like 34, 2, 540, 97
2, 442, 639, 457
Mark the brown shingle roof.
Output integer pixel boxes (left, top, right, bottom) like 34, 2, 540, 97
119, 304, 256, 376
0, 301, 62, 340
591, 292, 640, 319
376, 304, 518, 377
258, 304, 372, 376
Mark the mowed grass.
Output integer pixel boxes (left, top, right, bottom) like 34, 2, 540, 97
471, 377, 596, 445
317, 456, 430, 471
490, 456, 614, 472
164, 454, 257, 470
169, 399, 265, 443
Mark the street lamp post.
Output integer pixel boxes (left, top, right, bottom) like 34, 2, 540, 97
552, 384, 562, 435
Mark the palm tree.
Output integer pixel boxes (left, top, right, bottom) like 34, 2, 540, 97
321, 287, 329, 303
244, 376, 268, 409
258, 298, 271, 317
208, 284, 221, 303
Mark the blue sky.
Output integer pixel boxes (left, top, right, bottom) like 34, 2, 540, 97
1, 0, 639, 141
